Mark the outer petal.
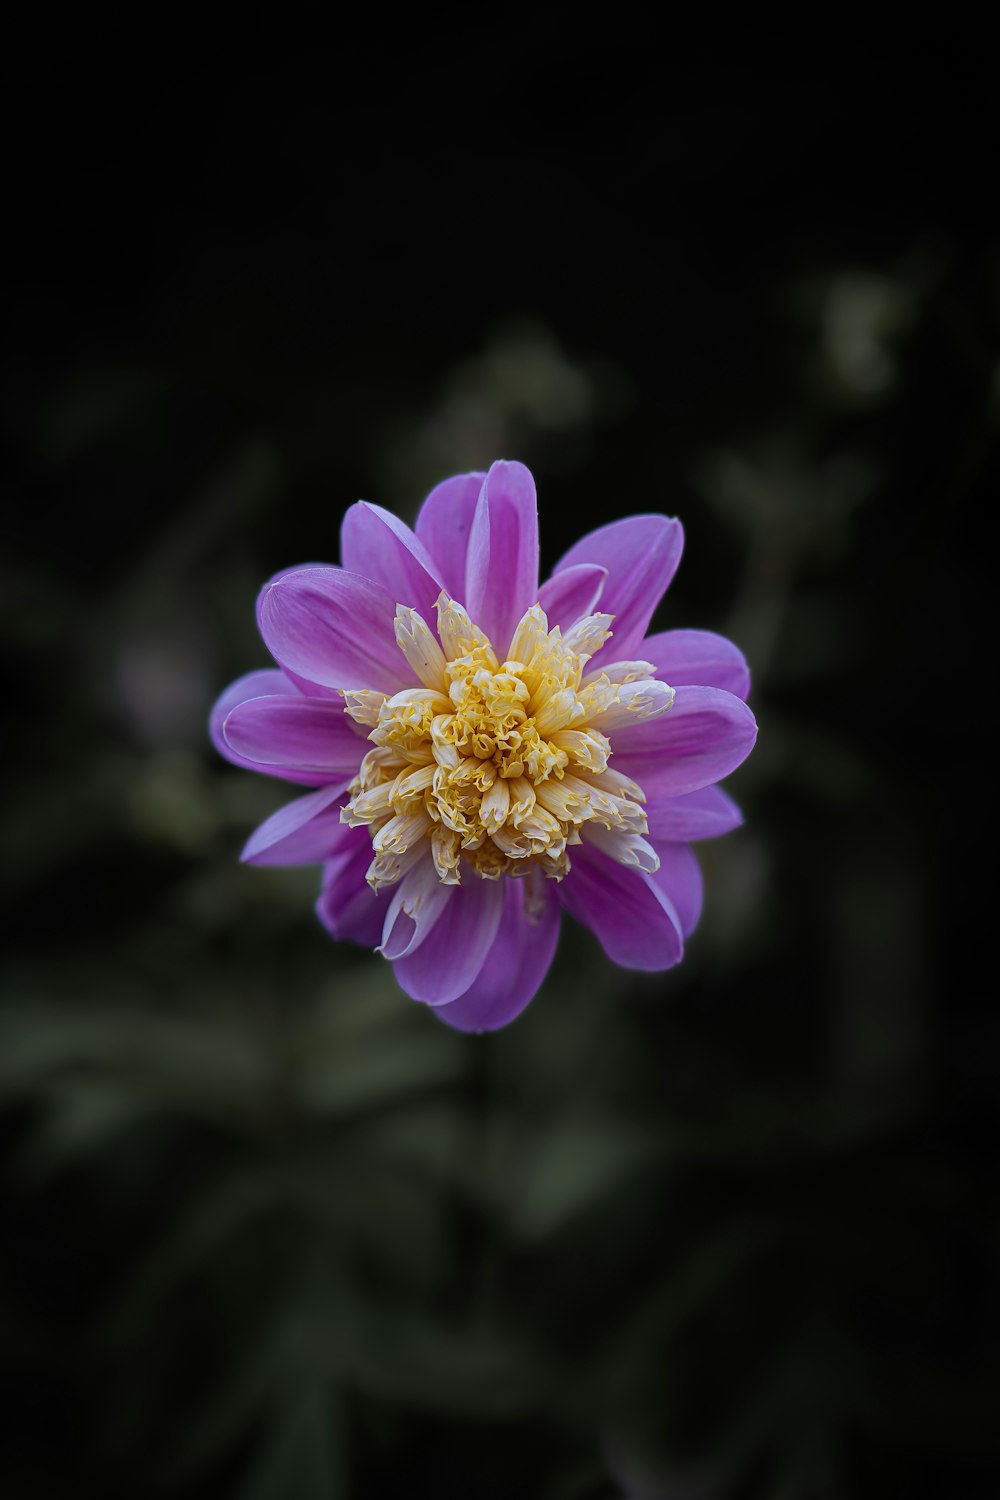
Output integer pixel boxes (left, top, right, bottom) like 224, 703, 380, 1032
241, 784, 352, 866
648, 843, 703, 937
553, 515, 684, 661
258, 566, 414, 694
251, 566, 342, 699
340, 501, 445, 622
392, 876, 505, 1006
559, 843, 684, 971
645, 785, 744, 843
465, 461, 540, 656
210, 670, 325, 786
222, 696, 366, 778
379, 855, 452, 960
537, 563, 607, 632
435, 878, 561, 1032
612, 685, 758, 799
414, 472, 485, 603
642, 628, 750, 700
316, 827, 392, 948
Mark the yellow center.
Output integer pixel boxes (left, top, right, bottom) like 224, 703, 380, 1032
340, 593, 674, 891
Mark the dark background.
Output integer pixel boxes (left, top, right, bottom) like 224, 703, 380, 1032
2, 12, 996, 1499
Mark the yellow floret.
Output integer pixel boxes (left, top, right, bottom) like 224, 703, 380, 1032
337, 597, 671, 892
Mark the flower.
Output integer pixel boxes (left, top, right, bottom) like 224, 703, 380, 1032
211, 461, 757, 1031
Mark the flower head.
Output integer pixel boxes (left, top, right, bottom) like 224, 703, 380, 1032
211, 462, 757, 1030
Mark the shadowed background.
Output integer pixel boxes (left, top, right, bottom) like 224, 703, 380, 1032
1, 13, 996, 1499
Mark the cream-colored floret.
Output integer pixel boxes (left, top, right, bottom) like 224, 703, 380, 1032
340, 592, 673, 891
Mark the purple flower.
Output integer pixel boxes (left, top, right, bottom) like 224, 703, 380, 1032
211, 461, 757, 1031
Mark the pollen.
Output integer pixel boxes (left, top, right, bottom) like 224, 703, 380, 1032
341, 592, 674, 890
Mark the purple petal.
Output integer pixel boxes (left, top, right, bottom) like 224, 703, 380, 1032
414, 472, 485, 603
645, 785, 744, 842
340, 501, 445, 622
465, 461, 540, 656
553, 515, 684, 661
612, 686, 758, 799
537, 563, 607, 631
210, 670, 326, 786
559, 843, 684, 971
252, 567, 342, 699
379, 857, 452, 960
435, 877, 561, 1032
642, 628, 750, 700
241, 784, 352, 866
222, 695, 366, 779
316, 827, 392, 948
649, 843, 703, 937
392, 876, 505, 1006
258, 566, 413, 694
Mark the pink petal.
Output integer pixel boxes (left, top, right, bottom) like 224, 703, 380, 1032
251, 570, 341, 701
379, 856, 452, 959
553, 515, 684, 661
537, 563, 607, 631
642, 628, 750, 700
316, 827, 392, 948
241, 784, 352, 866
414, 472, 485, 604
210, 670, 326, 786
392, 876, 505, 1006
222, 695, 366, 778
612, 685, 758, 799
649, 843, 703, 937
258, 566, 414, 694
465, 461, 540, 656
435, 877, 561, 1032
645, 785, 744, 842
340, 501, 445, 622
558, 843, 684, 971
